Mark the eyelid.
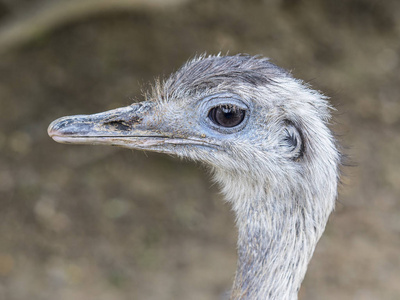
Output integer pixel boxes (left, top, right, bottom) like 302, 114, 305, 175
200, 93, 249, 109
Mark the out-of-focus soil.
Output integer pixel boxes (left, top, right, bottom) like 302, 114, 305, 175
0, 0, 399, 299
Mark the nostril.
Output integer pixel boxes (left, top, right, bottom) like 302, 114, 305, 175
104, 120, 131, 131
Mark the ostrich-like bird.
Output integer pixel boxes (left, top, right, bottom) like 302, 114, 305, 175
48, 55, 340, 300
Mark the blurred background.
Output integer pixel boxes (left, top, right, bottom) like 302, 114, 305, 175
0, 0, 399, 299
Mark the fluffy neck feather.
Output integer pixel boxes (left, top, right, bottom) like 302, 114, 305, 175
213, 169, 336, 300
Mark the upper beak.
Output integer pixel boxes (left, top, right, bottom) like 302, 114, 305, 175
48, 102, 170, 150
48, 102, 215, 153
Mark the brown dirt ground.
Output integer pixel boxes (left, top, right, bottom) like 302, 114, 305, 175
0, 0, 400, 299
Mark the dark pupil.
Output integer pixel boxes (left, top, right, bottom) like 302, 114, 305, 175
209, 105, 245, 127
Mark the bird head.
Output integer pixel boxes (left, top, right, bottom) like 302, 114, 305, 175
48, 55, 339, 198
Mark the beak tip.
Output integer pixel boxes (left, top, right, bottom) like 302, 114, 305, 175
47, 120, 59, 139
47, 116, 73, 141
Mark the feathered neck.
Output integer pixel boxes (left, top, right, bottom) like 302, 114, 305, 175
212, 169, 336, 300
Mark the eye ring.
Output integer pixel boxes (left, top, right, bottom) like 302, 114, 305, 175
208, 105, 246, 128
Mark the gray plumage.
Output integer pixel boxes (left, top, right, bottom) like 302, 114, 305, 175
48, 54, 341, 300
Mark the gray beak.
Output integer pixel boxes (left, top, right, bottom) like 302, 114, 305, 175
48, 101, 214, 153
47, 102, 168, 149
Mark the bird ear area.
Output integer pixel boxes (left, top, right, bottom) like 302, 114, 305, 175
280, 120, 304, 161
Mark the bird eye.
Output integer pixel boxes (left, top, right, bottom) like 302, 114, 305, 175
208, 105, 245, 128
